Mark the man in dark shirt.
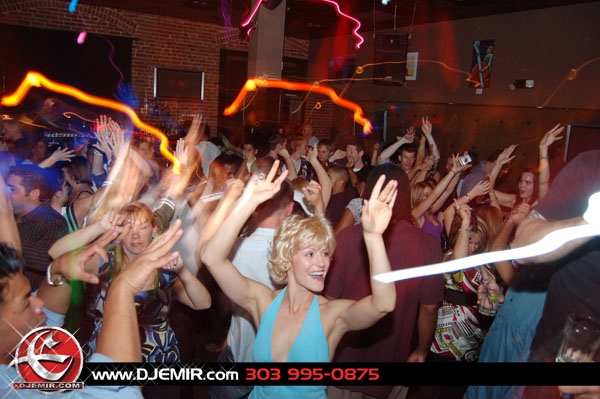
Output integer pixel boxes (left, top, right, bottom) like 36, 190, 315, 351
325, 164, 443, 399
325, 165, 357, 227
511, 150, 600, 398
7, 164, 67, 290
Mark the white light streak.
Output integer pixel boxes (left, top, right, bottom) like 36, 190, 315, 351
374, 192, 600, 283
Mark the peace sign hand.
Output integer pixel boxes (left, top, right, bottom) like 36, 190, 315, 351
361, 175, 397, 235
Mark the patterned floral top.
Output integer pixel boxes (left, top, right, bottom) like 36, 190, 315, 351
430, 263, 497, 361
86, 252, 180, 362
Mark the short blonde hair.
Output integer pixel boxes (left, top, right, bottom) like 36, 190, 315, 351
270, 214, 336, 285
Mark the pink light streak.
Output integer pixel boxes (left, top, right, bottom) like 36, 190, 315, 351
321, 0, 364, 49
241, 0, 265, 27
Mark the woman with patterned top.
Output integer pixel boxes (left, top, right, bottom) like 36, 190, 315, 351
85, 202, 211, 361
430, 204, 502, 362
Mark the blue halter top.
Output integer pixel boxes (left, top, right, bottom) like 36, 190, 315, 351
250, 287, 329, 398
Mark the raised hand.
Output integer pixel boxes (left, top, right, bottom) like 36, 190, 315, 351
53, 228, 120, 284
421, 116, 432, 137
302, 180, 323, 208
361, 175, 397, 235
496, 144, 516, 167
48, 147, 75, 164
452, 152, 472, 174
176, 138, 189, 166
398, 127, 415, 144
114, 219, 183, 294
184, 115, 204, 148
454, 199, 472, 223
539, 123, 564, 150
106, 118, 125, 153
98, 211, 128, 233
306, 146, 318, 164
469, 178, 492, 198
238, 161, 289, 207
331, 149, 346, 162
421, 155, 435, 171
373, 142, 381, 152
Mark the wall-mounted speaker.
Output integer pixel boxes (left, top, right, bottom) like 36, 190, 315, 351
373, 33, 408, 86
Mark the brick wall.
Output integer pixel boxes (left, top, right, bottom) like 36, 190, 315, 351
0, 0, 310, 135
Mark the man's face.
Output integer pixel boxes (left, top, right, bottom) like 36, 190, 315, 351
0, 272, 46, 353
399, 150, 416, 172
32, 141, 47, 162
7, 174, 35, 216
317, 145, 331, 162
243, 144, 257, 161
302, 124, 313, 139
137, 142, 153, 161
298, 140, 308, 157
346, 145, 362, 163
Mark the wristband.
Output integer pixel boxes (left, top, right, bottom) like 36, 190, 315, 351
464, 194, 471, 202
46, 263, 67, 287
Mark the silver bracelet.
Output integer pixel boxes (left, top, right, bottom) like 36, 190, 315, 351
46, 263, 67, 287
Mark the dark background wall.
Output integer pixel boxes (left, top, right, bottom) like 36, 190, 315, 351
304, 1, 600, 179
0, 0, 309, 136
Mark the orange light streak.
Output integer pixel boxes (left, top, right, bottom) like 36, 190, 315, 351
2, 72, 180, 174
537, 56, 600, 109
63, 111, 96, 124
224, 78, 372, 134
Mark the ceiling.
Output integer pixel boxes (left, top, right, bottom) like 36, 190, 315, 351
63, 0, 598, 40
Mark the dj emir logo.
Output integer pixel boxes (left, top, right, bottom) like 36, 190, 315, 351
10, 326, 84, 392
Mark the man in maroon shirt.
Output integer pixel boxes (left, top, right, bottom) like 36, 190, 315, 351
325, 164, 443, 399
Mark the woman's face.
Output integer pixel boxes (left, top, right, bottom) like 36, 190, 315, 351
122, 217, 155, 257
289, 245, 331, 292
518, 172, 535, 201
468, 232, 483, 256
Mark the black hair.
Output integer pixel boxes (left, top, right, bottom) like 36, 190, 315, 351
9, 164, 53, 200
0, 244, 23, 306
364, 164, 413, 224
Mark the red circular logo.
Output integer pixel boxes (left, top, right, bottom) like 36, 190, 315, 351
13, 326, 83, 391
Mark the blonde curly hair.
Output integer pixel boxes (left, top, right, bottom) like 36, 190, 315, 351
269, 214, 336, 285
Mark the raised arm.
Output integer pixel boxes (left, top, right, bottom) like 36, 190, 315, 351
278, 147, 298, 181
370, 142, 381, 166
302, 180, 326, 217
421, 116, 440, 162
452, 203, 472, 260
48, 211, 125, 259
378, 130, 415, 163
412, 157, 465, 219
170, 257, 211, 310
488, 144, 517, 208
38, 228, 120, 315
201, 163, 288, 322
38, 147, 75, 168
307, 147, 332, 207
0, 173, 21, 254
338, 175, 397, 331
443, 178, 491, 235
97, 220, 183, 362
538, 124, 564, 201
430, 155, 471, 213
491, 203, 530, 286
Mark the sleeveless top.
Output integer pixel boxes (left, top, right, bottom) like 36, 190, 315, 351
421, 212, 443, 244
61, 204, 79, 233
251, 287, 328, 399
86, 252, 180, 362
